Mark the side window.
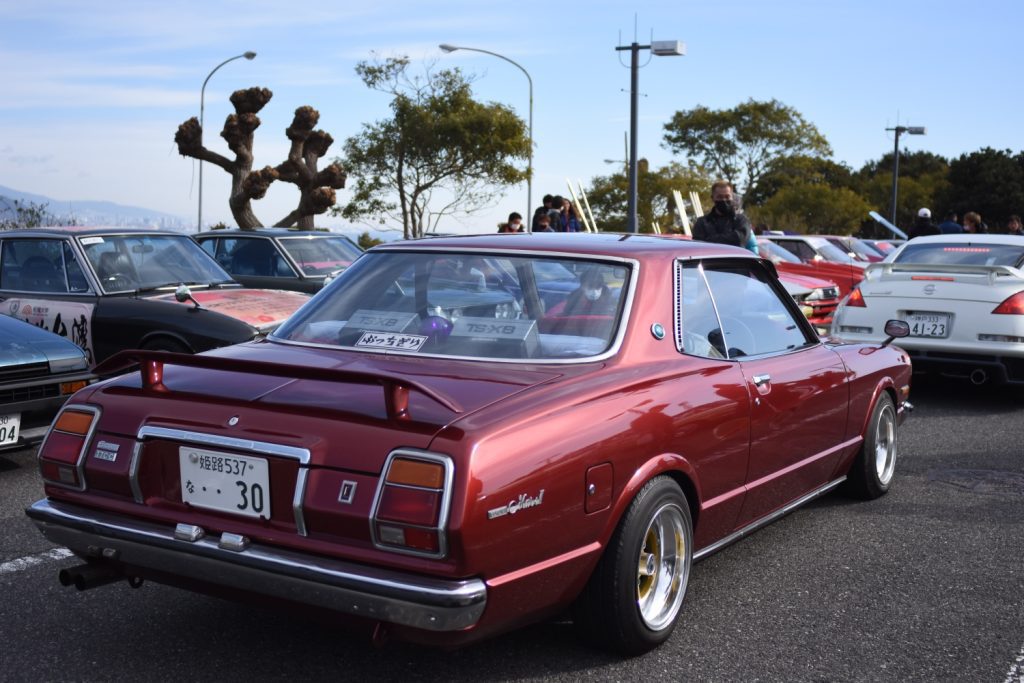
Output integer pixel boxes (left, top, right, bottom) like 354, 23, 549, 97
703, 262, 812, 357
63, 243, 90, 293
226, 239, 279, 277
675, 261, 726, 359
199, 239, 218, 259
0, 239, 68, 293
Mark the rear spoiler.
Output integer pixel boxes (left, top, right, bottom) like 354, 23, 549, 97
866, 262, 1024, 284
93, 350, 463, 418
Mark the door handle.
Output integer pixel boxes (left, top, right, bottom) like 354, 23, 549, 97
752, 373, 771, 387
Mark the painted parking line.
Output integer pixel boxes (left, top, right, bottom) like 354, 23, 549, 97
0, 547, 73, 575
1006, 641, 1024, 683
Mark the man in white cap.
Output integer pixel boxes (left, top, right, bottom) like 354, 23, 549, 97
908, 207, 940, 240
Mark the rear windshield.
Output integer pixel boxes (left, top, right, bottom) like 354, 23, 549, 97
272, 251, 632, 361
278, 236, 363, 276
894, 242, 1024, 267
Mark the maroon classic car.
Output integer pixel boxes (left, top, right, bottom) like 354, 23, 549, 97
27, 234, 912, 655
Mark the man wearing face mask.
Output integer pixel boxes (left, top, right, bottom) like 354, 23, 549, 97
692, 180, 756, 253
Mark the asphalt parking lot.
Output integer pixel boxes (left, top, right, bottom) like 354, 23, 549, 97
2, 376, 1022, 682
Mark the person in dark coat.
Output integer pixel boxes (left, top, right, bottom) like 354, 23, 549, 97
691, 180, 754, 252
908, 208, 940, 240
938, 211, 963, 234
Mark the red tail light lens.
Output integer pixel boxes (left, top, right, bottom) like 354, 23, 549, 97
992, 291, 1024, 315
846, 288, 866, 307
38, 406, 99, 490
372, 452, 452, 558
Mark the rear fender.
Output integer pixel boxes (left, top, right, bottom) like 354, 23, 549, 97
599, 453, 701, 548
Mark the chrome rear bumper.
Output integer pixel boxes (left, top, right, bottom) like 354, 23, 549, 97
26, 498, 486, 632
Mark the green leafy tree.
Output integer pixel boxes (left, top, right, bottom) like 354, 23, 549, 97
662, 99, 831, 195
749, 183, 871, 235
585, 160, 711, 232
336, 56, 529, 239
357, 231, 384, 249
851, 150, 950, 228
941, 148, 1024, 229
743, 155, 855, 207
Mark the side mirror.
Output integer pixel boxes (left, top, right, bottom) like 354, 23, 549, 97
880, 319, 910, 347
175, 284, 202, 309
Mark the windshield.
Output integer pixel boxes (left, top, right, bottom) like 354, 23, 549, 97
273, 251, 632, 361
758, 239, 802, 264
813, 239, 860, 264
79, 233, 232, 293
893, 242, 1024, 267
279, 236, 363, 276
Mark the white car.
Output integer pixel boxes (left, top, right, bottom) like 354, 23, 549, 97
831, 234, 1024, 386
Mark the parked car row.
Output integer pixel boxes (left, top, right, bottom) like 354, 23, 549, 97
26, 232, 913, 655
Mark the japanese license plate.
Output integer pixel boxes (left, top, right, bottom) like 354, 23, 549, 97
0, 413, 20, 445
907, 312, 950, 338
179, 447, 271, 519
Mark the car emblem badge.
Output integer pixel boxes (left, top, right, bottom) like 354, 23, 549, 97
338, 480, 357, 504
488, 489, 545, 519
923, 284, 936, 295
651, 323, 665, 340
227, 416, 239, 426
93, 440, 120, 462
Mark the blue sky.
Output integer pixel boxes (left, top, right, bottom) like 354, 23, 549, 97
0, 0, 1019, 236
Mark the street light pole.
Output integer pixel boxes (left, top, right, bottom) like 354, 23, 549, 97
198, 51, 256, 231
885, 124, 926, 227
439, 44, 532, 231
615, 39, 684, 233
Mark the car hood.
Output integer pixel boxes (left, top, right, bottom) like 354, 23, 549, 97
776, 271, 834, 291
91, 343, 564, 471
147, 288, 310, 332
0, 317, 88, 373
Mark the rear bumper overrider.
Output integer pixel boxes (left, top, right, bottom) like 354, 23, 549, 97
26, 498, 486, 632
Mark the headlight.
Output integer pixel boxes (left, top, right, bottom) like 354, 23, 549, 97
804, 286, 838, 302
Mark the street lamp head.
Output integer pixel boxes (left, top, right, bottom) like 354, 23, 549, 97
243, 51, 257, 60
651, 40, 686, 56
439, 44, 458, 53
906, 126, 926, 135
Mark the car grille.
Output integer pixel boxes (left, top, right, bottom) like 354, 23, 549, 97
0, 381, 60, 406
0, 361, 50, 382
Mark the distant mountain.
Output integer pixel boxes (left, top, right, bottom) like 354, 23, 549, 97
0, 184, 188, 229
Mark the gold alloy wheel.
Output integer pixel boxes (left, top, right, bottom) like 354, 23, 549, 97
636, 502, 688, 630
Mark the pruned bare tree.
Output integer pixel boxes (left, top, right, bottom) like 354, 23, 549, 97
175, 87, 346, 229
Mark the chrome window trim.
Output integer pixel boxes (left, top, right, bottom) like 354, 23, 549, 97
135, 426, 311, 536
37, 403, 101, 491
370, 449, 454, 559
269, 248, 640, 365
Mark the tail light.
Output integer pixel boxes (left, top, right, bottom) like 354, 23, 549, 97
992, 291, 1024, 315
38, 405, 100, 490
371, 451, 452, 558
846, 288, 866, 308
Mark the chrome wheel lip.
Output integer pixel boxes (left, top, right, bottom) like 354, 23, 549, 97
874, 403, 897, 485
636, 502, 689, 631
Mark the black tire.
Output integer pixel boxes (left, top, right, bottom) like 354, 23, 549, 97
141, 337, 191, 354
574, 476, 693, 656
845, 394, 897, 500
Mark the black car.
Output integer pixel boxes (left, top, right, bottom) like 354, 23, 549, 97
0, 227, 309, 364
195, 229, 363, 294
0, 314, 94, 453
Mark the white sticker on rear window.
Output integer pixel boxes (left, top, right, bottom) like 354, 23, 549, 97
354, 331, 427, 351
79, 237, 104, 245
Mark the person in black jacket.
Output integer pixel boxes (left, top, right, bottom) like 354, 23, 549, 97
692, 180, 753, 250
908, 208, 940, 240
